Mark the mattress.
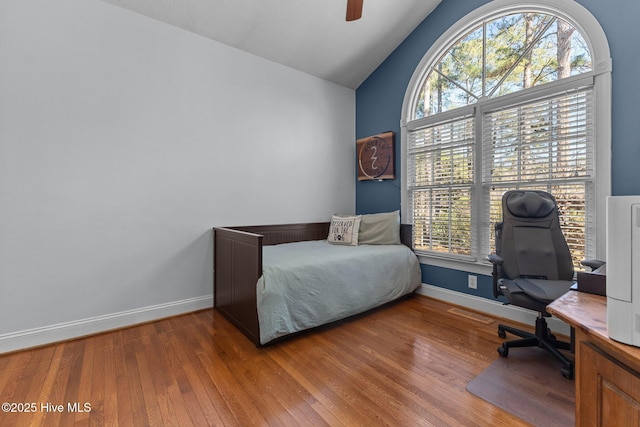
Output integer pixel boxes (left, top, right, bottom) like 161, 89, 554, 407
256, 240, 421, 344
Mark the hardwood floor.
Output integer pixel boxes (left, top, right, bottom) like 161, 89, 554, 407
0, 295, 536, 426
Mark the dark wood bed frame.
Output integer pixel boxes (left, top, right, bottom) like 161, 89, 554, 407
213, 222, 413, 346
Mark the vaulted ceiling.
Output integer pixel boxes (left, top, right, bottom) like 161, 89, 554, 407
101, 0, 442, 89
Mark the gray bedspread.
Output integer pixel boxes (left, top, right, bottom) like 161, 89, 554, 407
256, 240, 421, 344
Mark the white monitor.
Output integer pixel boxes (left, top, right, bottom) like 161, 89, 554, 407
606, 195, 640, 346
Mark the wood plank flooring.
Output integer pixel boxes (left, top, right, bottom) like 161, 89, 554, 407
0, 295, 542, 426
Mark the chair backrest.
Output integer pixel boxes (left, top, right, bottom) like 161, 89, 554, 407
495, 190, 574, 281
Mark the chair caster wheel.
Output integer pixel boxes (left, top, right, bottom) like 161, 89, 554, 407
498, 329, 506, 338
497, 345, 508, 357
561, 366, 573, 379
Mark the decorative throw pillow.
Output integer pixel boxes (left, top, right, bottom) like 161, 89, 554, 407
327, 215, 362, 245
358, 210, 401, 245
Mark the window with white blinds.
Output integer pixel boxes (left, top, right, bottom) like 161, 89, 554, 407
408, 114, 476, 258
401, 0, 610, 272
407, 86, 596, 266
482, 87, 595, 266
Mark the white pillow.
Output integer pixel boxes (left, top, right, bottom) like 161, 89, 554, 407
327, 215, 362, 245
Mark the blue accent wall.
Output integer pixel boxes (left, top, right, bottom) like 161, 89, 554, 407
356, 0, 640, 297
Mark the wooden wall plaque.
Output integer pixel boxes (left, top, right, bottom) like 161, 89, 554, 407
356, 131, 395, 181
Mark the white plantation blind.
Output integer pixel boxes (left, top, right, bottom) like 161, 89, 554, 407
482, 89, 594, 184
482, 87, 596, 266
408, 113, 476, 258
408, 87, 596, 266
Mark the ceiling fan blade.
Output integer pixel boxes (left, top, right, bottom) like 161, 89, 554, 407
346, 0, 363, 21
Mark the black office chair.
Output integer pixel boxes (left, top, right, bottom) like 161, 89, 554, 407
487, 190, 596, 379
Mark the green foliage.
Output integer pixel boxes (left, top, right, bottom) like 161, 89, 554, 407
414, 13, 592, 118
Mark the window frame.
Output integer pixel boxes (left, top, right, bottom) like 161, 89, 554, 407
400, 0, 611, 275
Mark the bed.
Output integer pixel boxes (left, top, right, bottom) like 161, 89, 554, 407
213, 212, 422, 346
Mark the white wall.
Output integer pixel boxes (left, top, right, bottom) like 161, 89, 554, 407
0, 0, 356, 352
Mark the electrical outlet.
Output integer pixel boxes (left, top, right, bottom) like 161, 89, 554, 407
468, 275, 478, 289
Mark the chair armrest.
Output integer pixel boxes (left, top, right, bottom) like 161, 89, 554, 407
487, 253, 503, 265
487, 253, 504, 298
581, 259, 605, 271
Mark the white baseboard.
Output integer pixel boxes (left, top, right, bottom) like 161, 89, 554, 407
416, 284, 571, 336
0, 295, 213, 354
1, 286, 569, 354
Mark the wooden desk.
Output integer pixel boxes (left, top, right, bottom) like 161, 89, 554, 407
548, 291, 640, 426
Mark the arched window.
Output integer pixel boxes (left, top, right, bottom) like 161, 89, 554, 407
401, 0, 611, 272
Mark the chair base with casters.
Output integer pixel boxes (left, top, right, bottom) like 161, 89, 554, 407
497, 313, 574, 379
